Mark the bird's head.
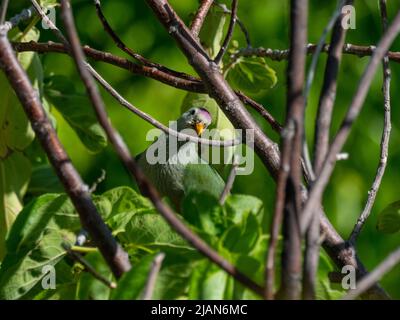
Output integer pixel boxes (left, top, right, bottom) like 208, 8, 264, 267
177, 107, 212, 136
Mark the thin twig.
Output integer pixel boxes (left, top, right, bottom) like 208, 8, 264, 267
349, 0, 392, 245
214, 0, 238, 65
303, 0, 352, 300
313, 0, 353, 174
219, 155, 239, 205
60, 0, 264, 297
342, 247, 400, 300
232, 43, 400, 63
141, 253, 165, 300
13, 41, 282, 134
214, 2, 251, 48
300, 8, 400, 235
301, 0, 347, 181
0, 28, 131, 279
63, 243, 117, 289
0, 0, 9, 24
190, 0, 214, 38
93, 0, 193, 81
1, 6, 35, 33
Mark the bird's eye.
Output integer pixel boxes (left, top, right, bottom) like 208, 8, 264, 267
190, 109, 196, 115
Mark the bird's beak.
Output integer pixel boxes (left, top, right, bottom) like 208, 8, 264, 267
194, 122, 205, 136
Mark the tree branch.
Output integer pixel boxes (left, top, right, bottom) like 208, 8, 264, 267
12, 41, 282, 134
342, 247, 400, 300
300, 9, 400, 236
142, 253, 165, 300
60, 0, 263, 297
0, 27, 131, 279
233, 43, 400, 63
348, 0, 392, 245
0, 0, 9, 24
275, 0, 308, 300
313, 0, 353, 175
214, 0, 237, 65
190, 0, 214, 38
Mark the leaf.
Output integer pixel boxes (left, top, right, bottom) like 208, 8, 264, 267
226, 57, 277, 95
27, 165, 63, 196
377, 201, 400, 234
189, 260, 230, 299
199, 5, 227, 58
76, 252, 113, 300
0, 152, 31, 260
44, 75, 107, 153
110, 253, 157, 300
224, 194, 264, 225
0, 194, 80, 299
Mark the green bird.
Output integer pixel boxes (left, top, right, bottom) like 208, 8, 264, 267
136, 107, 225, 210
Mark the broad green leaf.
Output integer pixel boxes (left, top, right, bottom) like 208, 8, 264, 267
76, 252, 113, 300
27, 165, 63, 196
220, 213, 260, 253
110, 253, 157, 300
0, 194, 80, 299
44, 75, 107, 153
224, 194, 264, 225
189, 260, 230, 299
40, 0, 58, 8
226, 57, 277, 95
0, 152, 31, 260
182, 192, 226, 236
377, 201, 400, 234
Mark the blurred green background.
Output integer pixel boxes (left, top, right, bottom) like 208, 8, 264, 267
9, 0, 400, 298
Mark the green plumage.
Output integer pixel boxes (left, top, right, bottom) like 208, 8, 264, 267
136, 108, 225, 210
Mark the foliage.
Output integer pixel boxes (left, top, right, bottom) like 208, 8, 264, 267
1, 0, 399, 300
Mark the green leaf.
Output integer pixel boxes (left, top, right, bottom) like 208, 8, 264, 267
226, 57, 277, 95
189, 260, 230, 299
199, 5, 227, 58
44, 75, 107, 153
27, 165, 63, 196
110, 253, 157, 300
0, 194, 80, 299
377, 201, 400, 234
76, 252, 113, 300
0, 152, 31, 260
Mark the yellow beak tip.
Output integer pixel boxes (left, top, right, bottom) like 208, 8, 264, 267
195, 123, 205, 136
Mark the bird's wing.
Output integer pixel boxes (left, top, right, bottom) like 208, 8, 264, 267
183, 162, 225, 199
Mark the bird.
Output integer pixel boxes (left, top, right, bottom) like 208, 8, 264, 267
136, 107, 225, 210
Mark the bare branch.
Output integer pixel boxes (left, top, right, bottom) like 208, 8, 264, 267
275, 0, 308, 300
233, 43, 400, 63
60, 0, 264, 297
0, 29, 131, 279
0, 0, 9, 24
13, 41, 280, 145
219, 155, 239, 205
313, 0, 353, 174
142, 253, 165, 300
1, 6, 35, 33
214, 0, 238, 65
190, 0, 214, 38
342, 247, 400, 300
63, 243, 117, 289
93, 0, 193, 81
349, 0, 392, 244
301, 9, 400, 235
